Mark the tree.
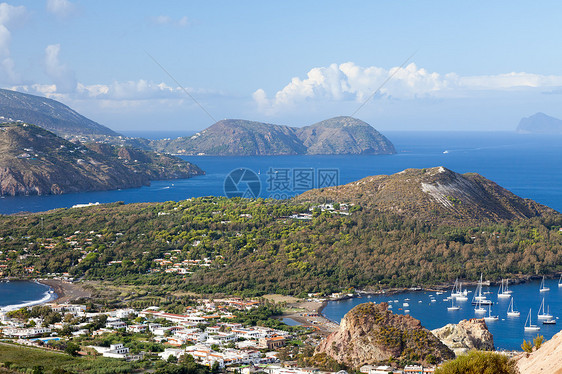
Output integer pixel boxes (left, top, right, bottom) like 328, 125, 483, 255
64, 342, 81, 356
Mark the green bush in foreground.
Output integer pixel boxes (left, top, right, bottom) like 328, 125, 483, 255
435, 351, 517, 374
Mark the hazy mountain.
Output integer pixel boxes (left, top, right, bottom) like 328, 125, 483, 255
152, 116, 396, 156
297, 166, 555, 224
517, 112, 562, 134
0, 122, 204, 196
0, 88, 118, 138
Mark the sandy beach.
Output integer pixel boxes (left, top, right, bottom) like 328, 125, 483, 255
283, 299, 339, 336
38, 279, 91, 304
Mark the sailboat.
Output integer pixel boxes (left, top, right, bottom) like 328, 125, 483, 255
558, 274, 562, 288
497, 279, 511, 298
447, 298, 460, 311
507, 298, 520, 317
451, 278, 461, 297
539, 276, 550, 292
474, 298, 486, 314
484, 304, 499, 321
524, 309, 540, 331
537, 298, 553, 319
472, 274, 492, 305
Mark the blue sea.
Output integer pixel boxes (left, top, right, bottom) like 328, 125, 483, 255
0, 131, 561, 349
0, 281, 56, 311
323, 278, 562, 351
1, 131, 561, 214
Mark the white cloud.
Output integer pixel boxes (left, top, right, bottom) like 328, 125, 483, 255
44, 44, 77, 93
46, 0, 76, 19
253, 62, 562, 114
150, 15, 190, 27
0, 2, 26, 84
12, 79, 224, 104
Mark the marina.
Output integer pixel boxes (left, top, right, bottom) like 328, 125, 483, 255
323, 277, 562, 351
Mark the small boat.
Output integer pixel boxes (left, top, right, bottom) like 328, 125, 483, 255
525, 309, 540, 331
404, 310, 410, 313
474, 299, 486, 314
537, 298, 553, 320
543, 319, 556, 325
484, 304, 499, 321
447, 298, 460, 311
472, 274, 492, 305
403, 302, 409, 307
539, 276, 550, 292
507, 298, 520, 317
498, 279, 512, 298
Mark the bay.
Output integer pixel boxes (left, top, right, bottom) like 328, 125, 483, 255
0, 280, 56, 311
1, 131, 561, 215
322, 278, 562, 351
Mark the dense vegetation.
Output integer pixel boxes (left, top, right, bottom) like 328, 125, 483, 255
435, 351, 518, 374
1, 197, 561, 295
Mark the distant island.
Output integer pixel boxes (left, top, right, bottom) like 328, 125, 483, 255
0, 122, 204, 196
517, 112, 562, 134
151, 116, 396, 156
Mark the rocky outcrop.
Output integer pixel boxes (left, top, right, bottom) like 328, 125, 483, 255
514, 330, 562, 374
316, 302, 454, 368
431, 319, 494, 356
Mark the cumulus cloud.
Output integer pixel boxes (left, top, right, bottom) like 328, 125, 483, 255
44, 44, 77, 92
150, 15, 190, 27
254, 62, 562, 114
0, 2, 26, 84
46, 0, 76, 19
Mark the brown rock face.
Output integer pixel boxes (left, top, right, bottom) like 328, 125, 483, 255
431, 319, 494, 356
316, 302, 454, 368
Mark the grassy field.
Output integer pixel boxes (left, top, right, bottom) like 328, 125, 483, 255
0, 342, 141, 373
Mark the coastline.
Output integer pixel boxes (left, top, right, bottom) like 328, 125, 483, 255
0, 280, 57, 312
0, 279, 91, 312
38, 279, 91, 304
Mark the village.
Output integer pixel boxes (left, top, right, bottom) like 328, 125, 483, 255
0, 294, 439, 374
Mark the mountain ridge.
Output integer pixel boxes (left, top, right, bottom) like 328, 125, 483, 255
0, 88, 118, 138
152, 116, 395, 156
296, 166, 556, 224
0, 122, 204, 196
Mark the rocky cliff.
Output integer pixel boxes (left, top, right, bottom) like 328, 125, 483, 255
431, 319, 494, 356
152, 116, 395, 156
316, 302, 454, 368
0, 122, 204, 196
514, 330, 562, 374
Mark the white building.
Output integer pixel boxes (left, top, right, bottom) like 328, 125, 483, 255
90, 343, 130, 359
1, 327, 51, 338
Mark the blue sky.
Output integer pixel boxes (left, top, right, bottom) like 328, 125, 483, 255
2, 1, 562, 132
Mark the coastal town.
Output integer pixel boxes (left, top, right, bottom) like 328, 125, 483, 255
0, 282, 449, 374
